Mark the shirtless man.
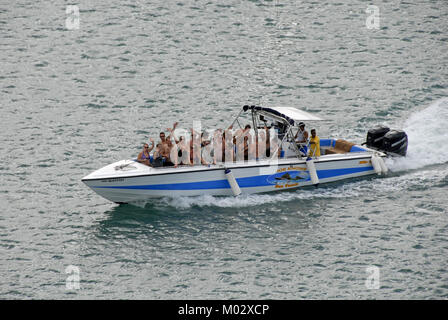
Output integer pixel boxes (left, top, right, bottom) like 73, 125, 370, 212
189, 128, 202, 165
156, 132, 170, 164
243, 124, 255, 161
158, 122, 178, 166
212, 129, 223, 164
160, 142, 174, 166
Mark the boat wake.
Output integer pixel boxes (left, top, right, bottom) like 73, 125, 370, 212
159, 187, 363, 209
386, 97, 448, 172
148, 166, 446, 209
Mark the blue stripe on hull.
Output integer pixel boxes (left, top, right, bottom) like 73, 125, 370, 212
317, 166, 372, 179
93, 166, 374, 190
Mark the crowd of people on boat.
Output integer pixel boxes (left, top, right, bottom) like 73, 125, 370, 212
137, 122, 320, 167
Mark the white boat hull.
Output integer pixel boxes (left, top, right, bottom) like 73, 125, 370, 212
82, 153, 382, 203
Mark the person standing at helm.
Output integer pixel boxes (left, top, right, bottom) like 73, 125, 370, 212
295, 122, 309, 155
294, 122, 309, 143
308, 128, 321, 157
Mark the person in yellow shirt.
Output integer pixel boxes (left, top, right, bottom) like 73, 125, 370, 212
309, 129, 321, 157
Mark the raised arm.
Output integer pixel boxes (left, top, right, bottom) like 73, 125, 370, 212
147, 138, 155, 152
166, 128, 179, 144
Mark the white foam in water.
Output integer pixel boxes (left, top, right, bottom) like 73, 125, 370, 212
161, 186, 364, 209
128, 200, 150, 208
387, 98, 448, 172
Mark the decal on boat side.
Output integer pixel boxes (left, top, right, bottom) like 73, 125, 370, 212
267, 170, 310, 187
101, 178, 125, 183
276, 166, 307, 173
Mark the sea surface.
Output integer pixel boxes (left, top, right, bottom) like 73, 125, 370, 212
1, 0, 447, 299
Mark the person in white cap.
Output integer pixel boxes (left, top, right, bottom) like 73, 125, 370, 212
294, 122, 309, 156
294, 122, 309, 143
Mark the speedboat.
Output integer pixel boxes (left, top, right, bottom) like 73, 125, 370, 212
82, 105, 408, 203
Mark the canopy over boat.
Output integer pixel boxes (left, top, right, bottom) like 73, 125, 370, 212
243, 105, 324, 125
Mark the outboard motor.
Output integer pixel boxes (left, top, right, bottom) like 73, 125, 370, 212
365, 126, 408, 157
366, 126, 390, 149
382, 130, 408, 156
